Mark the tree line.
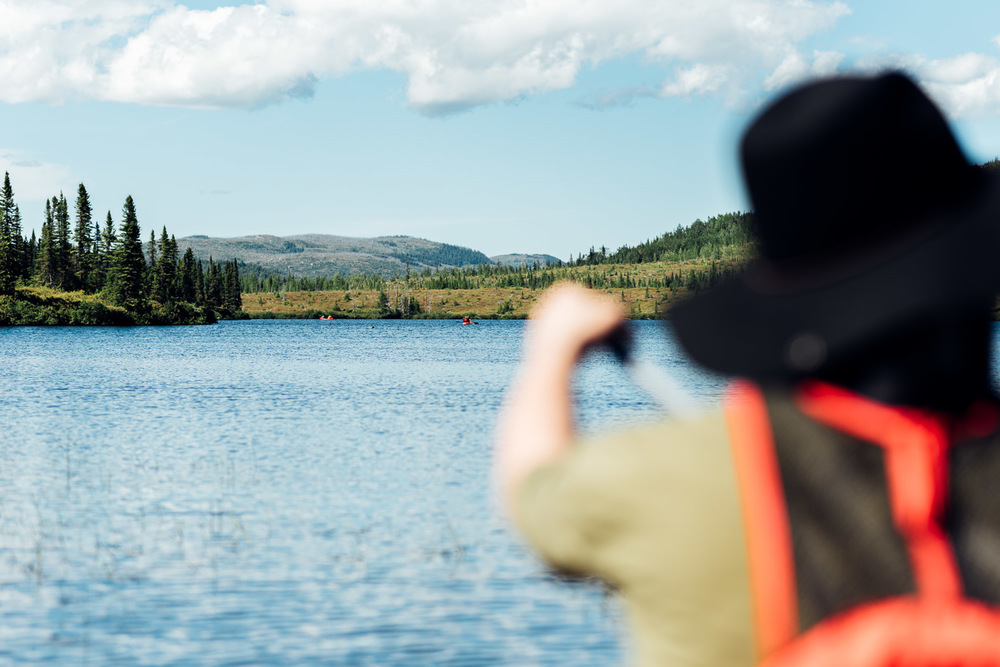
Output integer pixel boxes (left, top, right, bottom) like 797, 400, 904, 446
238, 212, 756, 299
0, 172, 242, 321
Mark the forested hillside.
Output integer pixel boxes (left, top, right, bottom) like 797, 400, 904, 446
571, 211, 756, 265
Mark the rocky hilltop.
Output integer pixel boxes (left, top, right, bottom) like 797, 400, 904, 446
178, 234, 494, 278
178, 233, 559, 277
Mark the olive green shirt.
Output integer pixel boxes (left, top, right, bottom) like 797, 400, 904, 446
515, 410, 756, 666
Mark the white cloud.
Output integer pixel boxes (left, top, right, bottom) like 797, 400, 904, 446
0, 0, 852, 113
763, 49, 844, 91
916, 53, 1000, 119
0, 151, 73, 201
855, 50, 1000, 119
661, 63, 733, 98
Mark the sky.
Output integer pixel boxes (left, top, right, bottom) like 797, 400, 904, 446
3, 1, 1000, 260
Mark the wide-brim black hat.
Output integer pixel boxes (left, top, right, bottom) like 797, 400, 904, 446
671, 72, 1000, 379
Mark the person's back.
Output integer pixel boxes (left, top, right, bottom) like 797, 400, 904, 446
496, 71, 1000, 665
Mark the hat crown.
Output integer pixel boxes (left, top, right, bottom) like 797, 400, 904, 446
741, 72, 974, 263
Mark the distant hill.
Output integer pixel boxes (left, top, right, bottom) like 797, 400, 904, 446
177, 234, 492, 278
490, 253, 562, 268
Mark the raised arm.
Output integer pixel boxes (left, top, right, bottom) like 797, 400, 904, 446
494, 282, 624, 514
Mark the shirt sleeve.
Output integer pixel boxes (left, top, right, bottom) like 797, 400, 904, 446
515, 413, 741, 584
513, 409, 756, 666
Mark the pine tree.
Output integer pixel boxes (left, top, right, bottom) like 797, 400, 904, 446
106, 196, 146, 310
148, 230, 157, 270
73, 183, 93, 290
54, 193, 71, 289
37, 199, 55, 286
94, 211, 116, 290
0, 173, 13, 294
205, 257, 222, 309
26, 226, 36, 278
154, 228, 178, 303
101, 211, 116, 256
377, 289, 390, 316
10, 204, 25, 280
223, 259, 242, 313
179, 247, 197, 302
195, 259, 206, 305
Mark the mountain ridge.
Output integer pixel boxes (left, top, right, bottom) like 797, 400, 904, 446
177, 233, 559, 277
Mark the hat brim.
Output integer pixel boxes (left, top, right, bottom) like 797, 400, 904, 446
671, 172, 1000, 378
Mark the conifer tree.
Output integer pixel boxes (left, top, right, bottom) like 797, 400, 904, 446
148, 230, 157, 270
0, 172, 12, 224
26, 226, 36, 279
377, 289, 390, 316
101, 211, 116, 256
195, 259, 206, 305
0, 173, 13, 294
94, 211, 116, 290
53, 194, 71, 289
223, 259, 242, 313
179, 247, 197, 302
106, 195, 146, 310
37, 199, 55, 286
73, 183, 93, 290
10, 204, 26, 280
205, 257, 222, 309
154, 227, 178, 303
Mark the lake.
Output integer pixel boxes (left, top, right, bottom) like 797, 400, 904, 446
0, 319, 726, 665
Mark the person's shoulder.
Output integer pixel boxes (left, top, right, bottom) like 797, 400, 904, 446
577, 407, 731, 460
522, 407, 734, 507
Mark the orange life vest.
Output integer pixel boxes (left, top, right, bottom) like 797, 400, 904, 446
726, 380, 1000, 666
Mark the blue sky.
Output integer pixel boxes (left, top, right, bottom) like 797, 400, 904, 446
3, 1, 1000, 259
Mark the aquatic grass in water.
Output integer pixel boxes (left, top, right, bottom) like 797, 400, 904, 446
0, 320, 729, 664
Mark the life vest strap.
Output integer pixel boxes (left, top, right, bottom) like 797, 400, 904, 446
759, 597, 1000, 667
796, 381, 962, 600
726, 381, 799, 655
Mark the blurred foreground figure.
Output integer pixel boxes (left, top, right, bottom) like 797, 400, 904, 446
496, 72, 1000, 666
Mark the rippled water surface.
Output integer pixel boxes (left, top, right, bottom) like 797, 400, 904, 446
0, 319, 725, 665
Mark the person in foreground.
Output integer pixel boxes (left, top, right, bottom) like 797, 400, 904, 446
495, 71, 1000, 666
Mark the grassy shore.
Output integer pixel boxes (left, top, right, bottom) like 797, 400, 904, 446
0, 286, 218, 326
240, 259, 720, 319
242, 286, 680, 319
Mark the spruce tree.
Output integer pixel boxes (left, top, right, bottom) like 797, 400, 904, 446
11, 204, 26, 280
0, 175, 25, 281
95, 211, 116, 290
205, 257, 222, 309
0, 178, 12, 295
223, 259, 242, 313
101, 211, 116, 256
179, 247, 197, 302
37, 200, 55, 286
148, 229, 157, 270
53, 194, 71, 289
73, 183, 93, 290
195, 259, 206, 305
155, 228, 178, 303
26, 226, 36, 280
107, 195, 146, 311
0, 173, 16, 294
